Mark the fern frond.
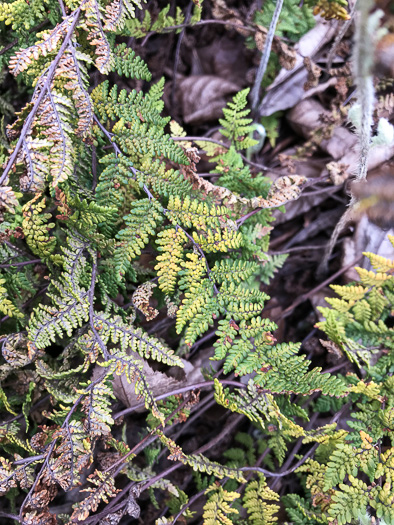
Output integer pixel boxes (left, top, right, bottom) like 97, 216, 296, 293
115, 198, 163, 281
203, 483, 240, 525
70, 470, 119, 521
157, 431, 246, 482
98, 349, 164, 422
112, 43, 151, 80
243, 474, 280, 525
219, 88, 257, 150
155, 227, 187, 294
104, 0, 142, 31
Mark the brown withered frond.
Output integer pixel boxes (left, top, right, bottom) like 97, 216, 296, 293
81, 0, 114, 74
71, 470, 119, 522
8, 14, 78, 77
104, 0, 142, 31
55, 49, 93, 138
47, 421, 93, 491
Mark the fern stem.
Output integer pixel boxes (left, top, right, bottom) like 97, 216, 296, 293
0, 258, 41, 268
139, 414, 244, 493
251, 0, 284, 112
113, 380, 247, 420
171, 135, 286, 174
242, 443, 319, 479
19, 373, 106, 520
353, 0, 375, 182
89, 259, 109, 359
172, 487, 207, 524
0, 7, 82, 186
108, 395, 194, 477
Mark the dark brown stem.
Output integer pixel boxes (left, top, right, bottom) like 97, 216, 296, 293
276, 255, 363, 321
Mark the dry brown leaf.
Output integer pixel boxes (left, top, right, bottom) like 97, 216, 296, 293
180, 153, 306, 213
255, 26, 296, 71
303, 57, 321, 90
343, 215, 394, 279
374, 32, 394, 78
321, 142, 394, 183
351, 170, 394, 229
249, 175, 307, 209
287, 98, 331, 138
0, 186, 19, 215
132, 282, 159, 322
326, 161, 350, 185
376, 93, 394, 120
319, 339, 343, 360
211, 0, 252, 37
272, 156, 327, 224
111, 351, 206, 411
178, 75, 240, 125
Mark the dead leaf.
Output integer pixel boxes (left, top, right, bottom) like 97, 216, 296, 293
376, 93, 394, 120
374, 32, 394, 78
132, 282, 158, 322
111, 349, 210, 412
326, 161, 350, 185
343, 215, 394, 277
320, 142, 394, 183
211, 0, 252, 37
255, 26, 296, 71
351, 167, 394, 229
196, 35, 251, 82
303, 57, 321, 90
178, 75, 240, 125
287, 98, 331, 138
259, 19, 340, 115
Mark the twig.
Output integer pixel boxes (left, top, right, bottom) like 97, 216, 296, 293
276, 255, 363, 321
0, 512, 20, 521
251, 0, 284, 112
241, 443, 319, 478
172, 487, 207, 524
318, 0, 376, 275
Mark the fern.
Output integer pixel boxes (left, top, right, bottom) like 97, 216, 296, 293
202, 483, 240, 525
243, 474, 280, 524
0, 0, 373, 522
317, 235, 394, 371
